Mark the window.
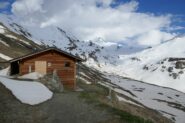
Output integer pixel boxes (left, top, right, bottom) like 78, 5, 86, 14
64, 62, 70, 67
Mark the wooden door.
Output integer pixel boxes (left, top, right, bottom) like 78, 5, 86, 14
35, 61, 47, 74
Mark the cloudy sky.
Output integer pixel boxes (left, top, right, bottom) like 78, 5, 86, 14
0, 0, 185, 46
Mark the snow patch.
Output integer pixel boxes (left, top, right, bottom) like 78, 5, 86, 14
0, 25, 5, 33
0, 28, 5, 33
79, 77, 91, 84
5, 34, 18, 40
0, 53, 12, 60
0, 40, 9, 47
19, 39, 31, 45
0, 25, 5, 29
0, 76, 53, 105
19, 72, 44, 80
117, 95, 143, 107
0, 67, 10, 76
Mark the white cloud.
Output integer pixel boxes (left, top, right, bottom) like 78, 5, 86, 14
11, 0, 175, 46
137, 30, 174, 46
12, 0, 44, 16
116, 1, 138, 12
0, 2, 10, 9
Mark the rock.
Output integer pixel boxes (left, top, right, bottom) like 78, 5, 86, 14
179, 71, 184, 74
143, 65, 149, 70
39, 70, 64, 92
168, 67, 173, 72
171, 73, 179, 79
131, 57, 141, 61
175, 61, 185, 69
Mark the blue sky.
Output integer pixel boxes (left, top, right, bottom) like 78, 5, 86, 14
114, 0, 185, 15
0, 0, 14, 14
113, 0, 185, 33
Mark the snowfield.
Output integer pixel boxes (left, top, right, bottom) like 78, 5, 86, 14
0, 76, 53, 105
98, 74, 185, 123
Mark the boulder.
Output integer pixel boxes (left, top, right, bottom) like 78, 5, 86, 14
39, 70, 63, 92
175, 61, 185, 69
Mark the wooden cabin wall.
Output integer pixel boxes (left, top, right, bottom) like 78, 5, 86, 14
19, 50, 76, 89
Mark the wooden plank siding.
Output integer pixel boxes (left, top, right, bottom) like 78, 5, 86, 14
19, 50, 77, 89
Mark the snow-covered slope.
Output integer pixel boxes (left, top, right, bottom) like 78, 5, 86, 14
89, 35, 185, 92
101, 74, 185, 123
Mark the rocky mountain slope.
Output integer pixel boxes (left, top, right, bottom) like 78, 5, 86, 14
0, 14, 185, 123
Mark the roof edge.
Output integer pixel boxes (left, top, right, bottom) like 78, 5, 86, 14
9, 47, 84, 62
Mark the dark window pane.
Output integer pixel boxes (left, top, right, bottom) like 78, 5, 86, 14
64, 62, 70, 67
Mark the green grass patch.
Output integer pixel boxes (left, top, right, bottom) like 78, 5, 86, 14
99, 103, 153, 123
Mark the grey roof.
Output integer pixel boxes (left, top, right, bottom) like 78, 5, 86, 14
9, 47, 83, 62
